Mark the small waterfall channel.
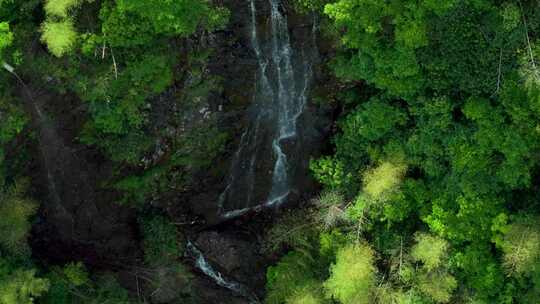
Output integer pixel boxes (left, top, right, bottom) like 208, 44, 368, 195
218, 0, 318, 219
3, 63, 68, 216
3, 63, 136, 262
186, 241, 260, 303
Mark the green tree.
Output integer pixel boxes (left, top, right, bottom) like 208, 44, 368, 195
323, 243, 376, 304
286, 282, 326, 304
266, 251, 323, 304
324, 0, 458, 97
62, 262, 89, 287
140, 214, 182, 266
40, 20, 77, 57
43, 263, 132, 304
0, 180, 37, 255
116, 0, 228, 36
416, 271, 456, 303
0, 21, 12, 62
362, 161, 406, 201
409, 233, 457, 303
410, 233, 448, 272
0, 260, 49, 304
44, 0, 79, 18
499, 217, 540, 277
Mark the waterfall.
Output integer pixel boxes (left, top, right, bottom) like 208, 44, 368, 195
218, 0, 317, 218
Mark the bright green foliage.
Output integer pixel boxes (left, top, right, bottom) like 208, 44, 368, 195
311, 97, 408, 195
324, 243, 376, 304
140, 214, 182, 266
85, 55, 172, 135
336, 97, 407, 164
362, 161, 406, 201
286, 282, 326, 304
279, 1, 540, 303
416, 271, 456, 303
0, 22, 12, 61
406, 97, 455, 178
0, 180, 37, 255
266, 251, 323, 304
44, 0, 79, 18
310, 157, 352, 192
500, 3, 520, 32
407, 233, 457, 303
325, 0, 455, 97
341, 161, 407, 229
40, 20, 77, 57
62, 262, 88, 287
78, 54, 172, 164
116, 0, 229, 36
344, 100, 407, 143
0, 261, 49, 304
410, 233, 448, 272
372, 286, 427, 304
292, 0, 327, 13
499, 217, 540, 277
98, 3, 156, 48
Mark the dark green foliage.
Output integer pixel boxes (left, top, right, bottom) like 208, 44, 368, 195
78, 54, 173, 164
42, 263, 132, 304
0, 179, 37, 256
139, 214, 192, 301
0, 256, 49, 304
451, 244, 504, 300
0, 96, 26, 186
268, 0, 540, 303
140, 214, 182, 266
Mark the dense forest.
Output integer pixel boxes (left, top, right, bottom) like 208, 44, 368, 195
1, 0, 539, 303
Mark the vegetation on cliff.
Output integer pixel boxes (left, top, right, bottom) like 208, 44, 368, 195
0, 0, 227, 302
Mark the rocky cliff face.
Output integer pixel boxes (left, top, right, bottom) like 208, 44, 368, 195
20, 86, 140, 267
189, 0, 331, 225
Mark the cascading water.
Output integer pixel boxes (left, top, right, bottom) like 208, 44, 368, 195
218, 0, 317, 219
186, 241, 259, 303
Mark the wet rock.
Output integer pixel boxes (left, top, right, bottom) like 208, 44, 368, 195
191, 276, 251, 304
194, 231, 266, 293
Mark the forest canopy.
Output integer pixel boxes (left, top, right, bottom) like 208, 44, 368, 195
275, 0, 540, 303
0, 0, 539, 303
